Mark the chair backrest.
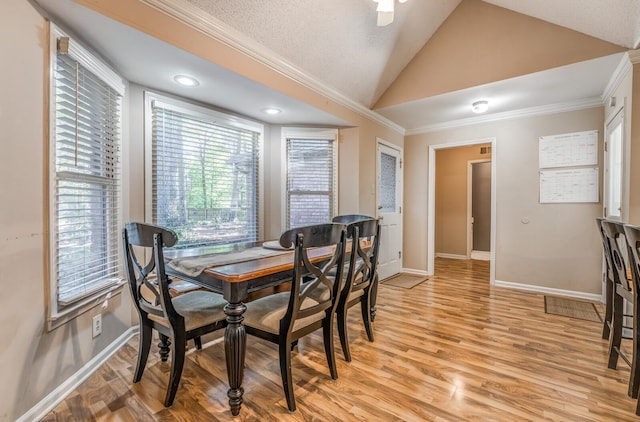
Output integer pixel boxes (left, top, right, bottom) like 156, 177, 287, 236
623, 224, 640, 295
122, 222, 180, 322
343, 218, 381, 298
596, 217, 613, 280
278, 223, 347, 334
601, 220, 631, 292
332, 214, 374, 225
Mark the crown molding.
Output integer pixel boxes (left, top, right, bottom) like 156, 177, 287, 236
140, 0, 405, 135
602, 52, 634, 101
629, 49, 640, 65
406, 97, 603, 135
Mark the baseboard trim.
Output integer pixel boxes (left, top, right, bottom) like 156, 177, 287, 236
493, 279, 602, 303
401, 268, 428, 276
470, 250, 491, 261
17, 326, 139, 422
435, 253, 468, 260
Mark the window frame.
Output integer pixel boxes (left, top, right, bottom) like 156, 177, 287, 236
144, 91, 265, 245
281, 128, 339, 230
47, 24, 126, 330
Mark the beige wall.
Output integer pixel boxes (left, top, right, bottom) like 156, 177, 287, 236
0, 2, 134, 420
375, 0, 625, 109
405, 108, 605, 294
435, 144, 491, 256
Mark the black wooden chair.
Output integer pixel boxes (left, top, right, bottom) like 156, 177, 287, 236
243, 223, 347, 412
332, 214, 374, 225
332, 214, 381, 323
601, 220, 638, 398
623, 224, 640, 416
334, 218, 381, 362
597, 217, 615, 340
122, 222, 227, 407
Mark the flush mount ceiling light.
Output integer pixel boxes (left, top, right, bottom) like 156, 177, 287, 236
471, 100, 489, 114
174, 74, 199, 87
262, 107, 282, 115
372, 0, 408, 27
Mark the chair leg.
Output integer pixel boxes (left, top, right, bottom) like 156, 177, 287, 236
159, 334, 171, 362
279, 337, 296, 412
361, 292, 375, 342
133, 323, 152, 383
323, 316, 338, 380
336, 303, 352, 362
602, 276, 614, 340
608, 293, 624, 369
370, 275, 379, 322
164, 331, 185, 407
194, 336, 203, 350
630, 296, 640, 398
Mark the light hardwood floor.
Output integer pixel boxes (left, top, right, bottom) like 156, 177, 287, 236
42, 258, 636, 421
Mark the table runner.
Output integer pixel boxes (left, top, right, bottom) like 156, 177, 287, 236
168, 246, 291, 277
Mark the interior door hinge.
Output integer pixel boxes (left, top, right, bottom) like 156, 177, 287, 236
399, 251, 402, 259
400, 159, 403, 169
604, 141, 608, 152
399, 206, 402, 214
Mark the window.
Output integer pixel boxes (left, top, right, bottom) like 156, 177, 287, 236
284, 129, 338, 229
146, 93, 263, 248
49, 27, 125, 320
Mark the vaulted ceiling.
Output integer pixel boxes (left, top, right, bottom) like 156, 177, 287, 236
36, 0, 640, 132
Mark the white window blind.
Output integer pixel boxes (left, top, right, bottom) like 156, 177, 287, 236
151, 100, 261, 248
286, 138, 337, 229
53, 41, 122, 307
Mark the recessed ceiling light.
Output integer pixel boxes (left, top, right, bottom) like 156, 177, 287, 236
471, 100, 489, 114
262, 108, 282, 115
174, 75, 199, 87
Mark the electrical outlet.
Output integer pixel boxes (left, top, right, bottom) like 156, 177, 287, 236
92, 314, 102, 338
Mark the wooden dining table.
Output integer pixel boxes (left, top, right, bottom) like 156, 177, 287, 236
163, 241, 337, 416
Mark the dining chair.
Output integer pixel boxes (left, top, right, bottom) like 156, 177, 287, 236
596, 217, 615, 340
122, 222, 228, 407
601, 220, 638, 398
332, 214, 374, 225
331, 214, 382, 323
334, 218, 381, 362
243, 223, 347, 412
624, 225, 640, 413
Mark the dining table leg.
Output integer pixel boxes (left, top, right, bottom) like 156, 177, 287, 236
224, 301, 247, 416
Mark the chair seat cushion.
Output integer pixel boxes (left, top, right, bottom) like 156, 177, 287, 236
148, 291, 227, 331
244, 292, 324, 334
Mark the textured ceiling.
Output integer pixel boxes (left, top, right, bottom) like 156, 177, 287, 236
185, 0, 640, 110
35, 0, 640, 132
185, 0, 461, 108
484, 0, 640, 50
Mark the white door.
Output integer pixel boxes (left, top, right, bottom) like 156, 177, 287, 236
376, 140, 403, 280
604, 109, 624, 220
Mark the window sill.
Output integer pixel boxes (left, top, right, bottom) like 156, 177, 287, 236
47, 281, 127, 331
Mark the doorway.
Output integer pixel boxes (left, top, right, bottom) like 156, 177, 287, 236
468, 160, 491, 260
428, 138, 496, 283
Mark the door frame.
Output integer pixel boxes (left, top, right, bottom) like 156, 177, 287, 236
428, 137, 496, 283
376, 138, 403, 279
603, 105, 627, 222
467, 159, 492, 259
